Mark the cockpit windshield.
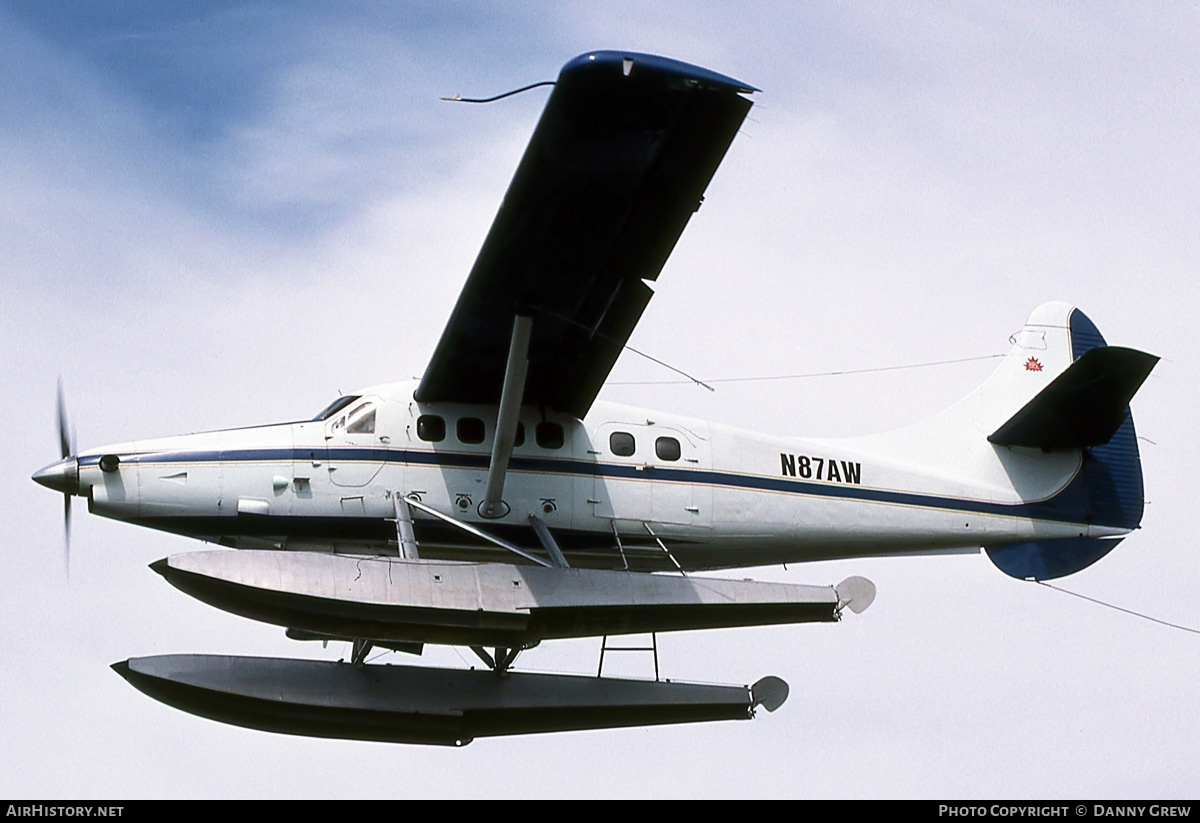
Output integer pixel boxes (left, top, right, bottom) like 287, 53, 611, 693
312, 395, 360, 422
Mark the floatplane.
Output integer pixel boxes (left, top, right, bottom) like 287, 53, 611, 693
33, 51, 1156, 745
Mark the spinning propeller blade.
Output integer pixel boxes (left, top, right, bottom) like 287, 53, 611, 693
50, 379, 76, 577
57, 378, 74, 459
63, 493, 72, 578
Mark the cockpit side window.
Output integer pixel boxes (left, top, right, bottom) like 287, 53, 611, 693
346, 405, 376, 434
328, 400, 376, 436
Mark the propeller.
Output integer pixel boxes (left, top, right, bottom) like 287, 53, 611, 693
56, 378, 76, 576
32, 379, 79, 577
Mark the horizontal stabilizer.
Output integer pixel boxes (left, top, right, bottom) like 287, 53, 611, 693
988, 346, 1158, 449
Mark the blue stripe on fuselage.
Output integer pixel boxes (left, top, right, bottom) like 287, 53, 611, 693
94, 445, 1104, 528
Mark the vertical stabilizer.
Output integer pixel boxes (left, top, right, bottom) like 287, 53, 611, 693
960, 301, 1086, 435
982, 304, 1153, 579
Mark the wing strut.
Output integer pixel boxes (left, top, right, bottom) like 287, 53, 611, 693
480, 315, 533, 519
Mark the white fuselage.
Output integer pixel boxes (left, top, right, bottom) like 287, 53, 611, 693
74, 379, 1120, 572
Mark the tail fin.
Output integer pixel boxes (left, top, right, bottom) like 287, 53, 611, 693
981, 303, 1156, 580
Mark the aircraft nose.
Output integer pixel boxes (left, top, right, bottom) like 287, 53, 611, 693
32, 457, 79, 495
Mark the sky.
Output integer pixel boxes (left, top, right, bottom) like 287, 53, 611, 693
2, 1, 1198, 799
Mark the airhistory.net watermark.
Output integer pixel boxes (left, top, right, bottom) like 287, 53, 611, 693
6, 807, 123, 818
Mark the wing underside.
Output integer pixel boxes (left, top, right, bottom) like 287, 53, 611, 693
416, 51, 755, 418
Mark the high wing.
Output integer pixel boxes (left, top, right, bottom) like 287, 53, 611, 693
415, 51, 756, 419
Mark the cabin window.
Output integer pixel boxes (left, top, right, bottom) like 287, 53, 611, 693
417, 414, 445, 442
457, 417, 485, 445
345, 404, 376, 435
514, 422, 526, 447
536, 421, 564, 450
655, 436, 681, 462
609, 431, 636, 457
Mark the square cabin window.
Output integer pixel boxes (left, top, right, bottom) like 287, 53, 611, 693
536, 421, 564, 450
457, 417, 485, 445
416, 414, 445, 442
655, 436, 681, 462
609, 431, 636, 457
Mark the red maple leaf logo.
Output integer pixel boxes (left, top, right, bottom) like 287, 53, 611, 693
1024, 357, 1043, 372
